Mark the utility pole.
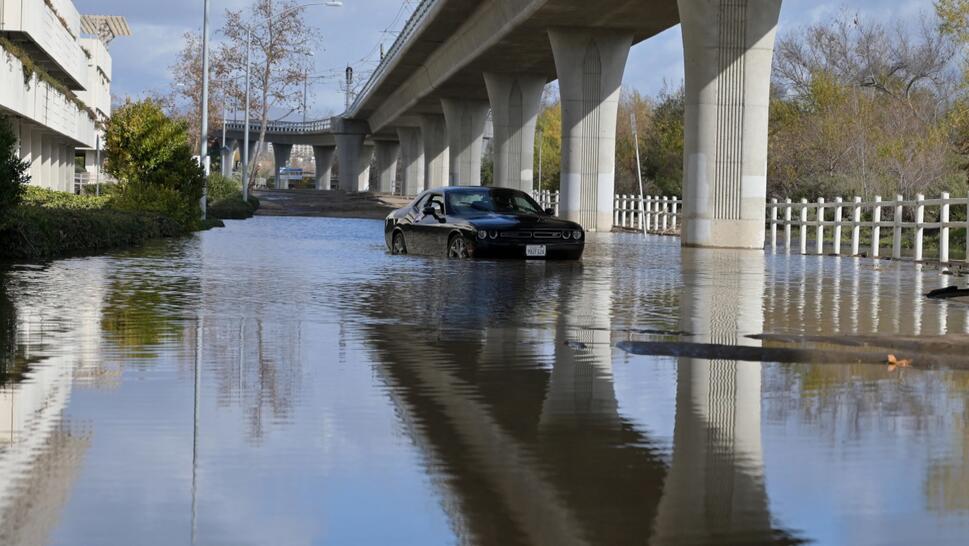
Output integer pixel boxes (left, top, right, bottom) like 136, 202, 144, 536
630, 112, 647, 239
242, 27, 252, 202
344, 65, 353, 110
200, 0, 211, 219
535, 128, 543, 196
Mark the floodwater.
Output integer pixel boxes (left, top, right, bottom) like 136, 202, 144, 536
2, 216, 969, 545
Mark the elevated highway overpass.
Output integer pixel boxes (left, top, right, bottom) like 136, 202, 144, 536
227, 0, 782, 248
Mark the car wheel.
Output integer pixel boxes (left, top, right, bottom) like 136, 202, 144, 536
392, 231, 407, 255
447, 234, 472, 259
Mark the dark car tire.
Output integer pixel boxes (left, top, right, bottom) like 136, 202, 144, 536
447, 234, 472, 259
392, 231, 407, 255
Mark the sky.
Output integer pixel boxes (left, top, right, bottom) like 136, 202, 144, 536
78, 0, 931, 119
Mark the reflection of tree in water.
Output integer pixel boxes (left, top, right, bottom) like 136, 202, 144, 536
99, 278, 187, 357
0, 272, 20, 385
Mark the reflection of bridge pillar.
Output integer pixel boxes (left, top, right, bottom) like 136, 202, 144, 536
335, 134, 375, 192
441, 99, 489, 186
221, 139, 238, 177
679, 0, 782, 249
549, 29, 632, 232
373, 140, 400, 193
484, 73, 546, 194
652, 248, 772, 543
271, 143, 293, 189
541, 259, 618, 428
396, 127, 424, 197
312, 145, 335, 190
420, 114, 449, 188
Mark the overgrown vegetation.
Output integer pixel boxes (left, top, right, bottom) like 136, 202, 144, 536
0, 188, 184, 260
205, 174, 259, 219
104, 99, 206, 230
0, 116, 30, 224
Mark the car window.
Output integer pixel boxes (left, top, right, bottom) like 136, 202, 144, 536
413, 193, 431, 211
429, 194, 446, 215
445, 189, 543, 215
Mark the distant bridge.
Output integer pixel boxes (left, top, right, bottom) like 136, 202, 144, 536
222, 0, 783, 248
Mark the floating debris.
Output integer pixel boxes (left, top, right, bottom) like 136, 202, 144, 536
564, 340, 588, 350
926, 286, 969, 299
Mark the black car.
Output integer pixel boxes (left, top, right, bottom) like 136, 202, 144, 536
385, 187, 585, 260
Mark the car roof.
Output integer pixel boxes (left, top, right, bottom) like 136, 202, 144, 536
429, 186, 526, 194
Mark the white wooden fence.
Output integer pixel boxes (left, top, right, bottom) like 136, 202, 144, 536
768, 193, 967, 264
535, 190, 681, 234
614, 194, 681, 233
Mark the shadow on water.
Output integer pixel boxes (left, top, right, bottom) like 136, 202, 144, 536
0, 271, 18, 386
350, 249, 804, 545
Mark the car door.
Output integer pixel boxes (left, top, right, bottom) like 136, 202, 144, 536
400, 193, 430, 253
413, 193, 447, 255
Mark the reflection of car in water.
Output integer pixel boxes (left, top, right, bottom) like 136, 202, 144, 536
384, 187, 585, 260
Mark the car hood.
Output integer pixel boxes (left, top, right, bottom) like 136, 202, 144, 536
466, 213, 582, 231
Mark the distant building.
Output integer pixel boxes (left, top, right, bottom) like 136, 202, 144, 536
0, 1, 130, 192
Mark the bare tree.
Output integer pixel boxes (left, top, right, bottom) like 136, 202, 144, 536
219, 0, 319, 187
167, 32, 228, 154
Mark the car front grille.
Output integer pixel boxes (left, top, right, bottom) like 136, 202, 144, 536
499, 230, 563, 240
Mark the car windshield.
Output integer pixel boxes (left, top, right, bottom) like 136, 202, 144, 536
445, 189, 544, 216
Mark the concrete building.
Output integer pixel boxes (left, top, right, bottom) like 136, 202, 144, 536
0, 1, 129, 192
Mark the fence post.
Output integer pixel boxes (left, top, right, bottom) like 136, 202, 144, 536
941, 192, 950, 264
671, 200, 678, 231
770, 198, 778, 250
872, 195, 882, 258
851, 196, 861, 256
893, 194, 903, 260
816, 197, 825, 255
620, 195, 628, 228
639, 195, 646, 231
662, 196, 669, 232
800, 198, 808, 255
915, 193, 925, 262
833, 197, 843, 255
614, 195, 619, 226
784, 198, 792, 250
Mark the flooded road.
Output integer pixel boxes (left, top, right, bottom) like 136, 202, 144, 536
2, 216, 969, 545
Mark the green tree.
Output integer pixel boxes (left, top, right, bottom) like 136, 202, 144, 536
104, 99, 205, 229
535, 97, 561, 191
642, 86, 684, 196
0, 116, 30, 222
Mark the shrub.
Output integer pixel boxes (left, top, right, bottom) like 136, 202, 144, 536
206, 173, 241, 202
22, 186, 112, 209
104, 99, 205, 229
0, 115, 30, 222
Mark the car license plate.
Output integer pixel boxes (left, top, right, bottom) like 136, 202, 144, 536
526, 244, 547, 257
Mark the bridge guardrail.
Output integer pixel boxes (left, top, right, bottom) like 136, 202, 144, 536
224, 118, 332, 135
347, 0, 439, 116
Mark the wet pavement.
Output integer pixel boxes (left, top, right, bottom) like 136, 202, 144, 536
1, 216, 969, 545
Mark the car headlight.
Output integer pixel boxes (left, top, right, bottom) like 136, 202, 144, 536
477, 230, 487, 240
562, 231, 572, 240
572, 230, 583, 240
489, 231, 498, 239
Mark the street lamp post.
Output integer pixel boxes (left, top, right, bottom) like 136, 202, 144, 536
237, 1, 342, 202
200, 0, 211, 220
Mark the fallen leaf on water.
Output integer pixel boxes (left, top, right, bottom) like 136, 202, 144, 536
886, 354, 912, 372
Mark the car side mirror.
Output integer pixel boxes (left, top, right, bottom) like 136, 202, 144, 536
544, 208, 555, 216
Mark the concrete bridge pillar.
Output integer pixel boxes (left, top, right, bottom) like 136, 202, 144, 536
30, 130, 42, 185
396, 127, 425, 197
420, 114, 448, 188
549, 29, 633, 232
221, 140, 238, 177
312, 145, 335, 190
679, 0, 782, 249
335, 134, 375, 192
64, 145, 75, 192
484, 73, 546, 195
441, 99, 489, 186
373, 140, 400, 194
272, 144, 294, 189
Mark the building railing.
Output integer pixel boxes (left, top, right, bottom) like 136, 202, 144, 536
346, 0, 439, 116
614, 194, 681, 233
223, 118, 332, 135
767, 193, 969, 263
74, 171, 116, 194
